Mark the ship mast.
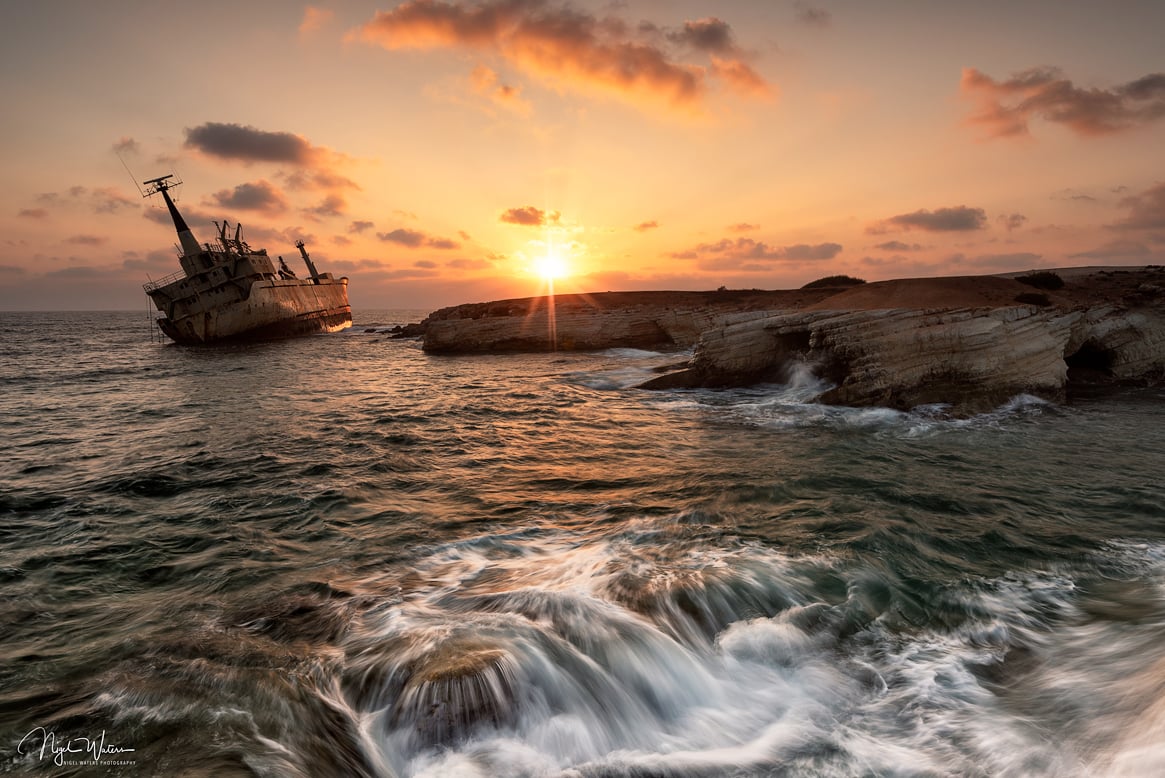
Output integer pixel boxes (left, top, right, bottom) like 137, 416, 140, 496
143, 175, 201, 257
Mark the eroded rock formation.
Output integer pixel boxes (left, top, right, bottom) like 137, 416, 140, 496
412, 268, 1165, 411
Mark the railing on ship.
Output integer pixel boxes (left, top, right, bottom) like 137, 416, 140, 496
143, 269, 187, 294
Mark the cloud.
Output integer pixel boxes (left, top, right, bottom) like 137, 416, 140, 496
710, 56, 772, 99
300, 6, 334, 36
1108, 182, 1165, 230
961, 67, 1165, 139
868, 205, 987, 234
112, 136, 140, 155
997, 213, 1027, 231
672, 236, 842, 268
355, 1, 772, 112
66, 234, 107, 246
633, 220, 659, 232
91, 187, 137, 214
447, 257, 493, 269
1070, 239, 1155, 260
18, 208, 48, 219
303, 194, 348, 219
728, 222, 758, 233
281, 169, 360, 192
668, 17, 735, 54
208, 180, 289, 214
377, 228, 461, 249
25, 186, 136, 215
794, 3, 832, 27
500, 205, 559, 226
470, 65, 533, 116
1051, 188, 1099, 202
185, 122, 336, 167
348, 220, 375, 233
874, 240, 921, 251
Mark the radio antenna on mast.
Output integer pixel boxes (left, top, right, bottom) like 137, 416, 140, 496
116, 150, 145, 197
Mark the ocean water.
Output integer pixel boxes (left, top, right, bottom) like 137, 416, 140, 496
2, 309, 1164, 777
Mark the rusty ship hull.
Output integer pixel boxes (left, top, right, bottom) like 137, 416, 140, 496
151, 276, 351, 345
142, 175, 352, 345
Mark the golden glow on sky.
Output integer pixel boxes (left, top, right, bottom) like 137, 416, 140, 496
1, 1, 1163, 312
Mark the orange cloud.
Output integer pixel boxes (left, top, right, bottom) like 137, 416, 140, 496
300, 7, 334, 37
470, 65, 533, 116
961, 67, 1165, 139
711, 56, 773, 99
355, 1, 772, 112
500, 205, 559, 226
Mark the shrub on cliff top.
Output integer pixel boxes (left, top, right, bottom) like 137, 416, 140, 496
1016, 271, 1064, 290
802, 275, 867, 290
1015, 292, 1051, 306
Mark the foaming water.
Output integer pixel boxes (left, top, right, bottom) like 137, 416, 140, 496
2, 312, 1164, 776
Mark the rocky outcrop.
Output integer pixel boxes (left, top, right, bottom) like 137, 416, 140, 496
641, 303, 1165, 412
422, 307, 723, 353
411, 268, 1165, 412
418, 289, 835, 354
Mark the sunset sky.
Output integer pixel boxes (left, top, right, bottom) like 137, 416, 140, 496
2, 0, 1163, 312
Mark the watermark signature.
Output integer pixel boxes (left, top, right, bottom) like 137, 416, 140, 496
17, 726, 136, 767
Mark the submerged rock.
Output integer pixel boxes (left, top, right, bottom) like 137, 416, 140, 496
389, 638, 517, 747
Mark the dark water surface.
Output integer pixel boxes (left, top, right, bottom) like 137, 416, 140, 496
2, 310, 1164, 776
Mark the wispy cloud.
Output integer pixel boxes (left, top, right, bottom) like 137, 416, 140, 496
1108, 182, 1165, 230
633, 220, 659, 232
671, 236, 842, 270
377, 227, 461, 249
469, 64, 534, 116
65, 234, 107, 247
794, 2, 832, 28
354, 1, 772, 113
997, 213, 1027, 231
111, 136, 140, 155
961, 67, 1165, 139
1070, 239, 1155, 260
299, 6, 334, 37
867, 205, 987, 234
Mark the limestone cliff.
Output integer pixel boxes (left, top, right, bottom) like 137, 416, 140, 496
641, 295, 1165, 412
412, 268, 1165, 412
418, 289, 833, 354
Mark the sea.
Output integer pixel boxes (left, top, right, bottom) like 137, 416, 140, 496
2, 309, 1164, 778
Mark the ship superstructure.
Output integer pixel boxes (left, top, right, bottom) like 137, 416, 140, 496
142, 175, 351, 344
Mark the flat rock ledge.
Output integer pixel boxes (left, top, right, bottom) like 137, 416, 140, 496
413, 269, 1165, 412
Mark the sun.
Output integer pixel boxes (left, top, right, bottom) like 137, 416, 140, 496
533, 252, 569, 281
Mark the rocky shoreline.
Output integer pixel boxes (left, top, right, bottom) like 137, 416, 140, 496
397, 267, 1165, 413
